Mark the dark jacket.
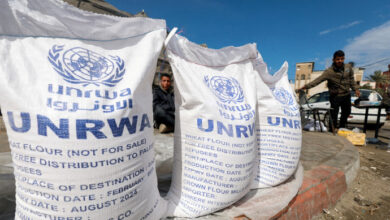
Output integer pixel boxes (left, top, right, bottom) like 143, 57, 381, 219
305, 63, 359, 96
153, 86, 175, 114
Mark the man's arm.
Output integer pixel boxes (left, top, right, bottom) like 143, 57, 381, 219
298, 71, 329, 91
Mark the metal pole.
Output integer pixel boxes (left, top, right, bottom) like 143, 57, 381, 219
363, 107, 369, 133
375, 107, 382, 138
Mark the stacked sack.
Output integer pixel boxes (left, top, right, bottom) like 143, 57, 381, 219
0, 0, 303, 218
251, 55, 302, 188
0, 0, 167, 219
165, 35, 258, 217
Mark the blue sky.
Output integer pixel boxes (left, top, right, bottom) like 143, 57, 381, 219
108, 0, 390, 81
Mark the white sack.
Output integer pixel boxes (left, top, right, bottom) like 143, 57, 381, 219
303, 119, 328, 132
0, 0, 167, 219
251, 56, 302, 188
214, 163, 303, 220
165, 35, 258, 217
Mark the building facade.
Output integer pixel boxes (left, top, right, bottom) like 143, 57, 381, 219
383, 64, 390, 80
295, 62, 365, 96
379, 64, 390, 91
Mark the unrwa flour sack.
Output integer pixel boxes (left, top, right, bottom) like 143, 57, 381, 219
165, 35, 257, 217
251, 56, 302, 189
0, 0, 167, 219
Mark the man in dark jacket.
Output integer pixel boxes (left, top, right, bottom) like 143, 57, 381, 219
298, 50, 360, 130
153, 73, 175, 133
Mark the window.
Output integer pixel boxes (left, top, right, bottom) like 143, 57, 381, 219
319, 92, 329, 102
307, 94, 321, 104
301, 75, 305, 80
361, 90, 371, 98
351, 90, 370, 99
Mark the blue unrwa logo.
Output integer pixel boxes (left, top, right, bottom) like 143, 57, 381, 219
272, 87, 294, 106
7, 111, 151, 139
48, 45, 125, 87
271, 87, 299, 117
197, 118, 255, 138
267, 116, 301, 129
204, 75, 244, 104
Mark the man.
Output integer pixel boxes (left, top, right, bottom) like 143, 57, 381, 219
153, 73, 175, 133
297, 50, 360, 130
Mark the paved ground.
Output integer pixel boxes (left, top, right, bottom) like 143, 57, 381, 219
0, 125, 14, 219
312, 121, 390, 220
0, 116, 378, 219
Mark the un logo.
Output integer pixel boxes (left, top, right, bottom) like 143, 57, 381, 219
48, 45, 125, 87
204, 75, 244, 103
272, 87, 294, 106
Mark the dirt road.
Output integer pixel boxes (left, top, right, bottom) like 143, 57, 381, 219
314, 126, 390, 220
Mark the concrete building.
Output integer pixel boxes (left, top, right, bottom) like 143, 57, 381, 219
295, 62, 314, 94
295, 62, 365, 96
383, 64, 390, 80
360, 81, 376, 89
379, 64, 390, 91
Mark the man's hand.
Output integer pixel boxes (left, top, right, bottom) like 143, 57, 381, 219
295, 86, 306, 93
355, 89, 360, 97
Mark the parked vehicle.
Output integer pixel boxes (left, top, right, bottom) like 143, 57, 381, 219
301, 89, 386, 126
